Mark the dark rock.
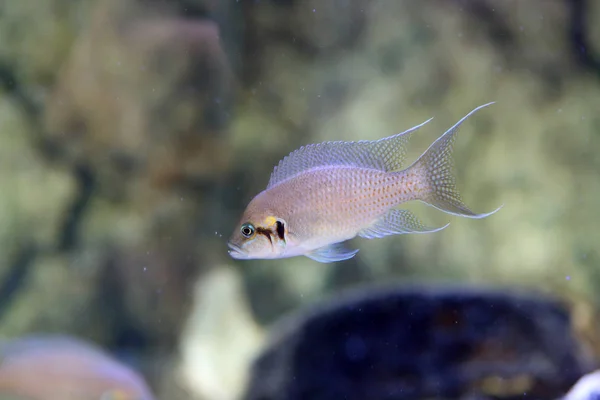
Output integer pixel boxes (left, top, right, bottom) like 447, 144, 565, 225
244, 284, 597, 400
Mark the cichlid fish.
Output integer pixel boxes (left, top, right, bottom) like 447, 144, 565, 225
228, 102, 502, 263
0, 335, 155, 400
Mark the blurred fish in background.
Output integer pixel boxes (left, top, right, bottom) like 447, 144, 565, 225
0, 335, 155, 400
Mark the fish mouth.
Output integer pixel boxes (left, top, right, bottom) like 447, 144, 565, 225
227, 242, 247, 259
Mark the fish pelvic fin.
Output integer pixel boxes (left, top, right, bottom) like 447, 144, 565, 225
409, 102, 503, 219
305, 242, 359, 263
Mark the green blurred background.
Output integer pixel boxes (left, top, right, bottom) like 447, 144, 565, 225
0, 0, 599, 398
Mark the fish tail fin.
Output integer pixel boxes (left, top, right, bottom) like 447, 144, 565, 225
410, 102, 502, 219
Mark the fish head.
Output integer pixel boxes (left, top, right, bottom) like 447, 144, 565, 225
228, 201, 289, 260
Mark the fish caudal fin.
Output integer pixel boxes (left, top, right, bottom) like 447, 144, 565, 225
412, 102, 502, 219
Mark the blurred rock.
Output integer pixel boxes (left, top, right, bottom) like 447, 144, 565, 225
0, 95, 75, 335
0, 254, 100, 338
0, 0, 237, 358
0, 0, 240, 392
0, 0, 85, 86
244, 284, 596, 400
0, 334, 155, 400
44, 0, 234, 200
176, 266, 264, 400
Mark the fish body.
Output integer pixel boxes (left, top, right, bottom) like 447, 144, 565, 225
228, 103, 501, 263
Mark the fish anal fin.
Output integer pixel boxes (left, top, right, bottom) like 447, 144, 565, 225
358, 209, 449, 239
305, 243, 359, 263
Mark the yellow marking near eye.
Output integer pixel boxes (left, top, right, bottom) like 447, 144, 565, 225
264, 216, 277, 227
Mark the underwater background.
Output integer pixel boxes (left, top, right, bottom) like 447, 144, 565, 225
0, 0, 600, 399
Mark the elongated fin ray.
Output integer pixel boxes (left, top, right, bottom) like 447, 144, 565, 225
358, 209, 449, 239
267, 117, 433, 188
305, 242, 359, 263
410, 102, 503, 219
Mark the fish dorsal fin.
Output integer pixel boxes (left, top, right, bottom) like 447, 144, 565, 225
266, 117, 433, 188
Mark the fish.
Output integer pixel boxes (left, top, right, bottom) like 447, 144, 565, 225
228, 102, 502, 263
0, 335, 155, 400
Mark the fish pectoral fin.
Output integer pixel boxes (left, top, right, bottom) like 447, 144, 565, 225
358, 209, 449, 239
305, 243, 359, 263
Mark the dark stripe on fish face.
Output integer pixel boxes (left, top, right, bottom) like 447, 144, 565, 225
256, 227, 273, 244
276, 220, 285, 240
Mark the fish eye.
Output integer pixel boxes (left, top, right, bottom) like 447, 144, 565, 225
240, 223, 255, 238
